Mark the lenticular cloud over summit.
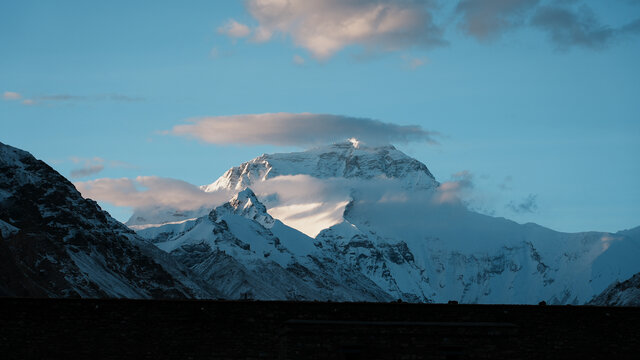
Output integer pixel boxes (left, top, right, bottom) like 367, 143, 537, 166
169, 112, 439, 146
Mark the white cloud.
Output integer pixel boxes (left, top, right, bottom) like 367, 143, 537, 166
168, 112, 439, 146
75, 171, 487, 238
3, 91, 21, 100
74, 176, 232, 212
239, 0, 445, 59
251, 175, 353, 237
217, 19, 251, 38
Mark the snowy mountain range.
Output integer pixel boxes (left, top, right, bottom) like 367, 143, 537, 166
2, 140, 639, 304
133, 140, 640, 304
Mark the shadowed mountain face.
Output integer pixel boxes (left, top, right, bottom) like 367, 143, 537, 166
589, 228, 640, 306
0, 142, 217, 298
590, 271, 640, 306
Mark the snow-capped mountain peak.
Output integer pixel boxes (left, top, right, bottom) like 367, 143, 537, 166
216, 188, 274, 228
202, 140, 438, 192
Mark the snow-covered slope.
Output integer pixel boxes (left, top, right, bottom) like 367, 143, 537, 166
0, 141, 218, 299
139, 188, 391, 301
196, 140, 439, 236
127, 139, 640, 304
202, 140, 439, 193
202, 141, 640, 304
315, 199, 640, 304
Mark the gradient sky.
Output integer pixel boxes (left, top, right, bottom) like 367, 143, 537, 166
1, 0, 639, 233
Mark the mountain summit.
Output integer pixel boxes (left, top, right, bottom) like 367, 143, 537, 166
202, 140, 439, 192
132, 141, 640, 304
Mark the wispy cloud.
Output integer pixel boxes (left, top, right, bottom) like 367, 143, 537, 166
74, 176, 232, 212
168, 113, 440, 146
104, 94, 145, 102
401, 55, 428, 70
506, 193, 538, 213
4, 92, 145, 106
531, 4, 616, 50
3, 91, 22, 100
224, 0, 446, 59
498, 175, 513, 191
217, 19, 251, 39
75, 173, 467, 237
70, 157, 105, 179
68, 156, 136, 179
455, 0, 540, 41
435, 170, 474, 204
39, 94, 88, 101
454, 0, 640, 49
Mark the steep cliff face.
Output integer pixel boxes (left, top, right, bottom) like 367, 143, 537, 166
0, 142, 217, 299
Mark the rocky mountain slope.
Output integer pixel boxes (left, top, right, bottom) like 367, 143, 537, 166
0, 141, 217, 298
589, 271, 640, 306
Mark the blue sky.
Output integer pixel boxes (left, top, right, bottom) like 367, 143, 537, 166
1, 0, 639, 233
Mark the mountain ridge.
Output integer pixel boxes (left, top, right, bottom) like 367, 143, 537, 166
0, 141, 218, 298
201, 140, 439, 193
3, 140, 639, 305
136, 140, 640, 304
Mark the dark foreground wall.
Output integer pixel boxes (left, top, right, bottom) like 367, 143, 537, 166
0, 298, 638, 359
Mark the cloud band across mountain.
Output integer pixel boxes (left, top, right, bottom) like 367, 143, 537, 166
74, 176, 231, 211
169, 113, 439, 146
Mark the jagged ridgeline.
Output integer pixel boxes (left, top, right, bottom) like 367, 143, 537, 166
2, 140, 640, 304
0, 142, 217, 298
